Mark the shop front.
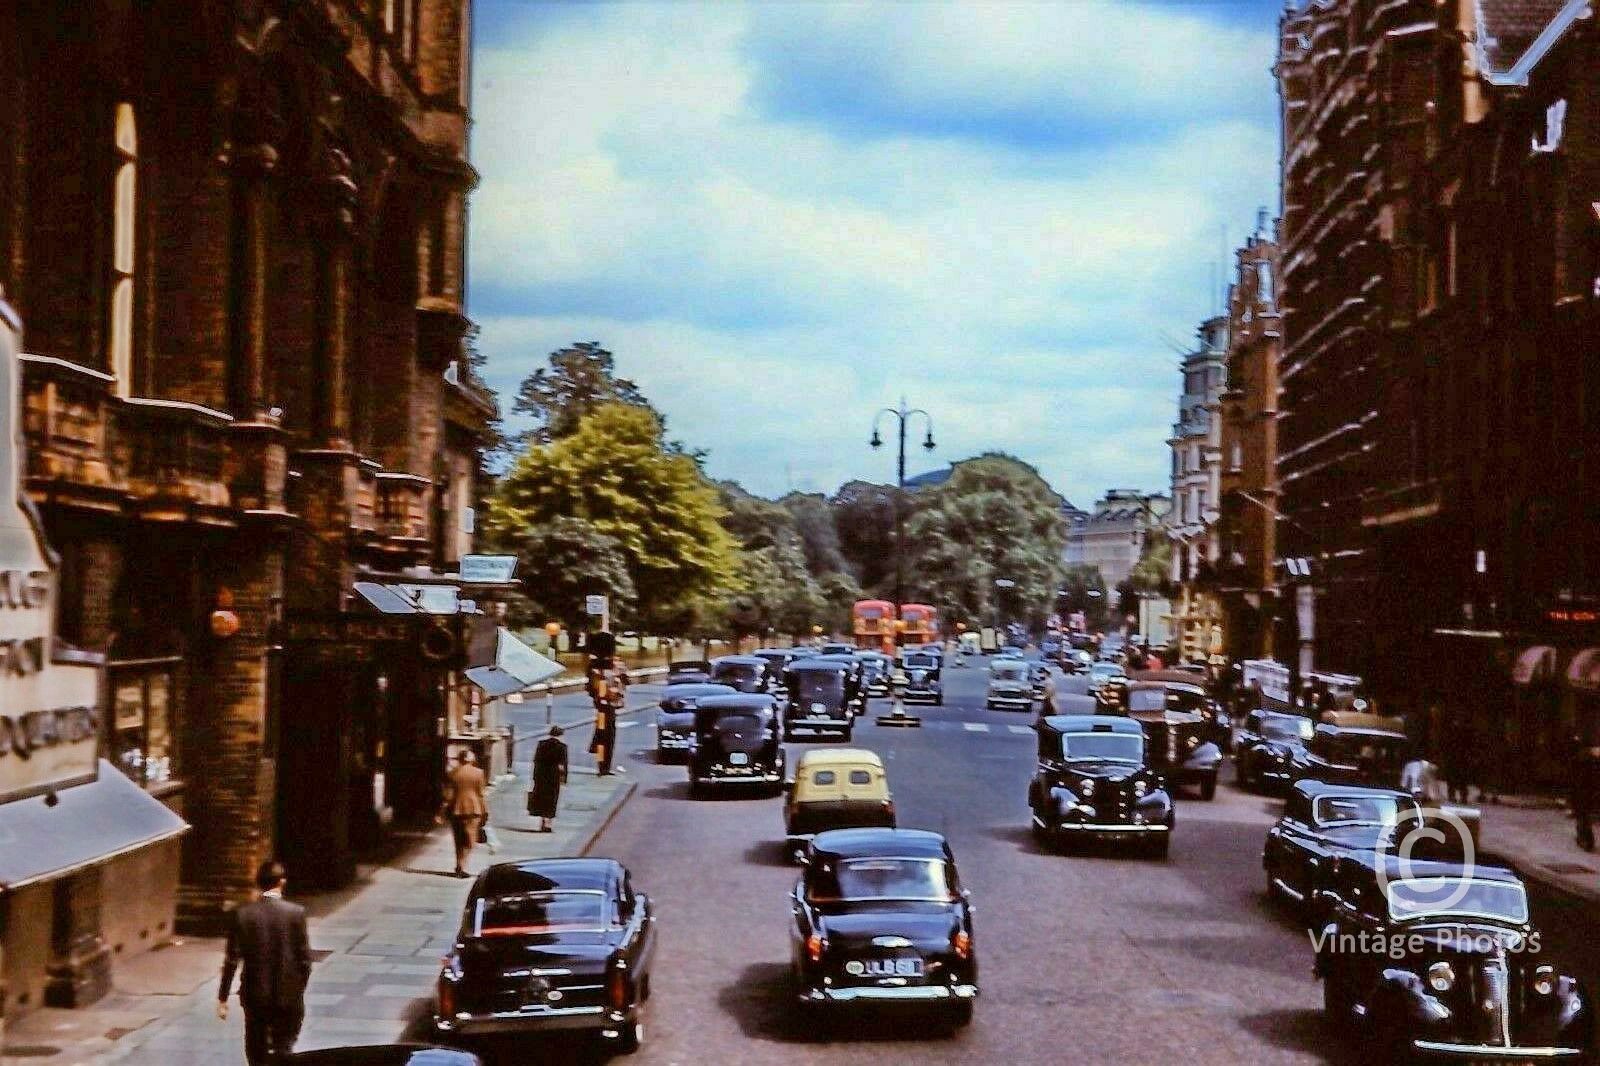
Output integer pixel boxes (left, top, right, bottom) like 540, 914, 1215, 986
0, 295, 187, 1026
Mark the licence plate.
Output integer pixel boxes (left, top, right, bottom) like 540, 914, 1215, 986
846, 957, 923, 978
811, 702, 826, 714
728, 752, 749, 766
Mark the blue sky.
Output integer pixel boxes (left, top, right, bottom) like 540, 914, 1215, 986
468, 1, 1282, 506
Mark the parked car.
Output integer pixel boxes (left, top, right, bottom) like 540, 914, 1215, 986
783, 749, 894, 861
985, 658, 1033, 711
288, 1046, 482, 1065
1086, 660, 1127, 699
1235, 709, 1315, 791
753, 647, 811, 676
784, 658, 860, 740
821, 642, 857, 656
897, 650, 943, 705
1028, 715, 1173, 857
1314, 850, 1593, 1062
434, 858, 655, 1053
655, 682, 737, 762
666, 659, 713, 685
790, 828, 977, 1030
1289, 712, 1412, 789
1262, 780, 1422, 917
1121, 680, 1224, 800
688, 694, 786, 795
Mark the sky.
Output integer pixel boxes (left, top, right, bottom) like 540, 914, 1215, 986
467, 0, 1284, 507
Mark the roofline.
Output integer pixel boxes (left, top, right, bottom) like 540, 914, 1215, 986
1483, 0, 1590, 87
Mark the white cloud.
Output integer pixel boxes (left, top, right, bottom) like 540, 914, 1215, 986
468, 1, 1279, 509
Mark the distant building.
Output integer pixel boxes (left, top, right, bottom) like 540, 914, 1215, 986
1061, 499, 1090, 567
1168, 317, 1229, 663
1079, 490, 1169, 592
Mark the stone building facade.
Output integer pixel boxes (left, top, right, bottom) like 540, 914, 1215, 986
0, 0, 492, 971
1167, 317, 1228, 663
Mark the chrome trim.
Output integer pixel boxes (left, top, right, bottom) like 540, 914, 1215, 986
1411, 1041, 1584, 1058
1056, 822, 1169, 833
1272, 877, 1306, 903
800, 984, 978, 1003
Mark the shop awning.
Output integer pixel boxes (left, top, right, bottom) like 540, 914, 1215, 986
0, 761, 187, 892
1512, 645, 1558, 685
465, 628, 564, 698
1567, 648, 1600, 692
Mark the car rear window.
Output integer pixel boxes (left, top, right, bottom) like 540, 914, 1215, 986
476, 891, 606, 936
849, 769, 872, 785
812, 770, 836, 785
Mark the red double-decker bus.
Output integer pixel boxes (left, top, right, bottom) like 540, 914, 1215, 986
899, 603, 939, 648
852, 600, 896, 654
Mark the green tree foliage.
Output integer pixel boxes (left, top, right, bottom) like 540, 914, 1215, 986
502, 517, 636, 630
781, 493, 850, 576
717, 483, 843, 636
486, 403, 739, 632
1056, 564, 1110, 631
831, 480, 897, 595
510, 342, 653, 448
904, 455, 1067, 630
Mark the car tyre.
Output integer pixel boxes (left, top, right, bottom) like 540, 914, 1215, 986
1199, 773, 1218, 801
615, 1018, 644, 1055
947, 999, 974, 1030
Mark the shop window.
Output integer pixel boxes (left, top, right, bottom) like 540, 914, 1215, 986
110, 659, 179, 789
110, 103, 136, 398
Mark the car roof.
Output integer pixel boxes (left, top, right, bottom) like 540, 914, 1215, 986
753, 648, 797, 658
712, 655, 766, 667
811, 827, 948, 860
478, 858, 618, 898
1290, 779, 1413, 802
813, 653, 858, 663
789, 658, 850, 672
1343, 849, 1523, 887
669, 659, 711, 668
1040, 714, 1142, 735
660, 682, 737, 699
796, 747, 885, 768
696, 693, 778, 711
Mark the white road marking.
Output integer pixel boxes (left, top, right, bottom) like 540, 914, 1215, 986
1009, 725, 1035, 735
963, 722, 989, 732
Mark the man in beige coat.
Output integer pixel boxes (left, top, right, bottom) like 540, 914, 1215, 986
438, 750, 488, 878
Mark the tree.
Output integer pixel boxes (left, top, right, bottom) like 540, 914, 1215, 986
486, 403, 740, 632
503, 517, 636, 631
1057, 564, 1110, 631
781, 493, 850, 576
510, 342, 652, 447
831, 480, 898, 595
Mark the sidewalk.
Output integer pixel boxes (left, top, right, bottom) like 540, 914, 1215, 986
1475, 796, 1600, 904
1, 761, 635, 1065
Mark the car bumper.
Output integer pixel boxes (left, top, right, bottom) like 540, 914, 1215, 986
1035, 814, 1170, 836
437, 1004, 633, 1036
988, 694, 1031, 706
656, 733, 691, 750
694, 768, 783, 784
798, 984, 979, 1006
903, 689, 940, 701
1412, 1039, 1587, 1059
788, 716, 851, 729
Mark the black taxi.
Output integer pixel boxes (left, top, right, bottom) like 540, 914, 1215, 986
1027, 715, 1173, 857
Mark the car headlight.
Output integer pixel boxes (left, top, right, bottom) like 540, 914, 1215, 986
1427, 961, 1455, 992
1079, 779, 1095, 796
1532, 966, 1557, 996
1185, 735, 1199, 749
1133, 779, 1148, 797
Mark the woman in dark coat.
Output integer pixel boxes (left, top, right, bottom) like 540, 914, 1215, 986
528, 725, 569, 832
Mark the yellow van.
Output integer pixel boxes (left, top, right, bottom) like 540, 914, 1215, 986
783, 748, 894, 862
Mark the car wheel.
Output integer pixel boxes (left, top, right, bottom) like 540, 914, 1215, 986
947, 999, 974, 1030
615, 1018, 644, 1054
1199, 773, 1218, 801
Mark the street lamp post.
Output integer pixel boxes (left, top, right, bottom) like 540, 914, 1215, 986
870, 399, 935, 644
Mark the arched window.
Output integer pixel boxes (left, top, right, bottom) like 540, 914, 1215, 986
110, 102, 136, 396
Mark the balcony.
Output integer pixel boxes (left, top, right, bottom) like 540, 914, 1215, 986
117, 399, 233, 522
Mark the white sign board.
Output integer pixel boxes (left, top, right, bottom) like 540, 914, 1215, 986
458, 554, 516, 583
584, 595, 608, 616
0, 295, 102, 803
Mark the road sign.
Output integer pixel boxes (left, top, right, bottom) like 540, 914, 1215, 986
585, 595, 608, 616
459, 554, 517, 582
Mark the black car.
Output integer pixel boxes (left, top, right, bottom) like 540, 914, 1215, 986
1262, 780, 1422, 916
854, 652, 894, 698
1315, 851, 1593, 1062
1121, 680, 1224, 800
821, 642, 857, 656
783, 659, 859, 740
1235, 709, 1315, 790
654, 682, 736, 762
688, 694, 786, 794
709, 654, 779, 695
754, 647, 809, 675
1289, 716, 1412, 789
435, 858, 655, 1053
289, 1047, 482, 1065
1028, 715, 1173, 857
666, 659, 713, 685
897, 651, 943, 705
791, 828, 977, 1030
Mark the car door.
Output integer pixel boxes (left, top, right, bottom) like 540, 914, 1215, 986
619, 870, 656, 981
790, 877, 816, 972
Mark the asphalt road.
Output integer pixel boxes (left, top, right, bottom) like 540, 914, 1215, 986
472, 657, 1600, 1066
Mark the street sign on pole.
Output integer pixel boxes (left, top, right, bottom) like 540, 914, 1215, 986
584, 595, 608, 616
459, 555, 517, 583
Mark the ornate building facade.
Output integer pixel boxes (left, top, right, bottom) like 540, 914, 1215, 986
0, 0, 492, 978
1167, 317, 1228, 664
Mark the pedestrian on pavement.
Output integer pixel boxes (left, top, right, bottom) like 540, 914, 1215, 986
1573, 743, 1600, 853
437, 749, 488, 877
529, 725, 569, 832
589, 655, 627, 776
217, 860, 312, 1066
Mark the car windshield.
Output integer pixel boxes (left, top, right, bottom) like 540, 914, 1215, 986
812, 857, 956, 902
712, 664, 762, 690
992, 664, 1027, 682
476, 890, 607, 936
671, 661, 710, 673
1263, 715, 1314, 741
1323, 732, 1409, 768
1385, 877, 1529, 924
903, 654, 937, 669
710, 712, 765, 739
796, 672, 845, 701
1063, 732, 1143, 763
1313, 794, 1419, 827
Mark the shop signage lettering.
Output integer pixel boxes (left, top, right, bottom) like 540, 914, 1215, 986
0, 634, 45, 675
0, 706, 100, 759
282, 617, 416, 644
0, 569, 50, 609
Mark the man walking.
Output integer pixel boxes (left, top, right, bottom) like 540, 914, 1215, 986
528, 725, 569, 832
1573, 742, 1600, 853
217, 860, 312, 1066
438, 749, 488, 877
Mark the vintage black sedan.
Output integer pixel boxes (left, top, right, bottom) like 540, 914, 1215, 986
1235, 709, 1315, 791
1289, 712, 1412, 789
1263, 780, 1421, 916
654, 682, 736, 763
434, 858, 655, 1054
688, 694, 786, 794
1122, 680, 1224, 800
754, 647, 810, 677
897, 650, 943, 705
709, 654, 779, 696
666, 659, 713, 685
854, 652, 895, 698
1314, 851, 1593, 1062
1027, 715, 1173, 857
783, 658, 858, 740
790, 828, 977, 1030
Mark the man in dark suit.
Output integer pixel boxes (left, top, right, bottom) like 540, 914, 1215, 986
217, 860, 312, 1064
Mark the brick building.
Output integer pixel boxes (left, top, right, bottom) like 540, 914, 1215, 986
1217, 215, 1281, 663
0, 0, 492, 997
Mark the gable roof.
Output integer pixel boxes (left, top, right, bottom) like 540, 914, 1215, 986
1478, 0, 1585, 85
